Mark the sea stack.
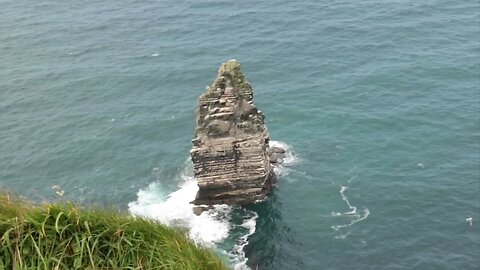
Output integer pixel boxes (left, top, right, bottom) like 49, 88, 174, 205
190, 60, 277, 205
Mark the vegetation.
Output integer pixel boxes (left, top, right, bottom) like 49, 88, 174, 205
0, 192, 228, 270
199, 60, 252, 102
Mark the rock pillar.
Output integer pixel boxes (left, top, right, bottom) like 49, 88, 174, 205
190, 60, 276, 205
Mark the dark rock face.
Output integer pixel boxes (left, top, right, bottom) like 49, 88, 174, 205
191, 60, 277, 205
267, 147, 286, 165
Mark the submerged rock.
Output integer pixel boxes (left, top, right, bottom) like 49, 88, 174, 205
190, 60, 279, 205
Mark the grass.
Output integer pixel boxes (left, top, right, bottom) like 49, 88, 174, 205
0, 192, 229, 270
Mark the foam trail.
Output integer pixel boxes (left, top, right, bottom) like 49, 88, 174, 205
228, 211, 258, 270
340, 186, 357, 215
331, 186, 370, 237
331, 208, 370, 231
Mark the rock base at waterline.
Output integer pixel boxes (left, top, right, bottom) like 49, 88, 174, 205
190, 60, 281, 206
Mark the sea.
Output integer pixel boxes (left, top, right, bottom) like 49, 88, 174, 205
1, 0, 479, 269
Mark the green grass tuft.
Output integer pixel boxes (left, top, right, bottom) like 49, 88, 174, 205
0, 193, 229, 270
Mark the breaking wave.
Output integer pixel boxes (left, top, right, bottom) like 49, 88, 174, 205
128, 176, 231, 245
269, 140, 298, 177
128, 140, 296, 269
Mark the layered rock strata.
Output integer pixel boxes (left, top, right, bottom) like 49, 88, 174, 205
191, 60, 277, 205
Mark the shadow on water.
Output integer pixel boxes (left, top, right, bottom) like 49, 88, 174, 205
244, 193, 303, 270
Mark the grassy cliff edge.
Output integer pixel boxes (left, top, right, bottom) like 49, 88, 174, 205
0, 193, 228, 270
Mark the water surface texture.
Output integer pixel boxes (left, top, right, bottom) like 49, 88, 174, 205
1, 0, 479, 269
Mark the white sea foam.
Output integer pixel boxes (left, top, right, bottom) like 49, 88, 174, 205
227, 210, 258, 270
331, 212, 343, 217
270, 140, 298, 177
331, 186, 370, 237
331, 208, 370, 231
128, 165, 258, 269
466, 217, 473, 226
334, 231, 351, 240
340, 186, 357, 215
128, 175, 230, 246
129, 141, 297, 268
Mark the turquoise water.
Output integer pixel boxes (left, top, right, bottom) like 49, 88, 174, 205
1, 0, 479, 269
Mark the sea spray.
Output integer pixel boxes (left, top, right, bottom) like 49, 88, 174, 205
128, 176, 230, 245
270, 140, 298, 177
128, 141, 297, 269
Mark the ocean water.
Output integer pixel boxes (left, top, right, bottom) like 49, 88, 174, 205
1, 0, 479, 269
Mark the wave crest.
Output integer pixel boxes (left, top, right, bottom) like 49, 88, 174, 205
129, 141, 297, 269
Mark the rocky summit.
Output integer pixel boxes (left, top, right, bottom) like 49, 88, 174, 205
190, 60, 280, 206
